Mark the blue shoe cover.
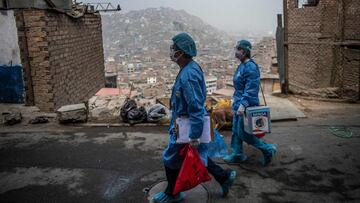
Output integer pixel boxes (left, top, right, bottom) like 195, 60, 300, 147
223, 153, 247, 164
221, 170, 237, 197
262, 144, 277, 166
152, 191, 185, 203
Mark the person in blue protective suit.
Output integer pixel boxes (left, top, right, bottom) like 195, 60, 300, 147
152, 32, 236, 203
223, 39, 276, 166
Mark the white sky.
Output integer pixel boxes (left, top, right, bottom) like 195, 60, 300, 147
83, 0, 283, 33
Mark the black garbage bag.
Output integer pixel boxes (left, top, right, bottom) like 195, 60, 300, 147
147, 104, 169, 123
120, 98, 137, 122
127, 106, 147, 125
120, 98, 147, 125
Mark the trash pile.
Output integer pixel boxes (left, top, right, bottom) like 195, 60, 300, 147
119, 97, 234, 127
120, 98, 170, 125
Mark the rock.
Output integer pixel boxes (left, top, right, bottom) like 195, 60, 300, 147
90, 107, 112, 118
88, 96, 125, 121
108, 99, 124, 117
56, 103, 87, 124
2, 112, 22, 125
88, 96, 98, 107
29, 116, 49, 124
94, 98, 108, 109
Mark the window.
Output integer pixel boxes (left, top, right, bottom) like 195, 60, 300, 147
304, 0, 319, 6
296, 0, 319, 8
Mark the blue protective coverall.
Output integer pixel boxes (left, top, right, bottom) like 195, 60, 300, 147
229, 59, 275, 163
162, 60, 208, 170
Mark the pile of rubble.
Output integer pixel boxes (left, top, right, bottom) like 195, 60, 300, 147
0, 95, 171, 126
0, 104, 55, 126
54, 95, 170, 125
88, 95, 126, 122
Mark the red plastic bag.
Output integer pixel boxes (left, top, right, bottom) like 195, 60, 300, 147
173, 144, 212, 195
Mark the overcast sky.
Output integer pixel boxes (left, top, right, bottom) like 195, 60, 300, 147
84, 0, 283, 34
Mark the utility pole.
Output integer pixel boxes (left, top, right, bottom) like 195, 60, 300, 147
276, 14, 286, 94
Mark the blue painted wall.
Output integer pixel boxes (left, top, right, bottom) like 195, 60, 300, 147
0, 65, 24, 103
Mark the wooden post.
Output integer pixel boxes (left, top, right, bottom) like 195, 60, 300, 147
18, 10, 35, 106
283, 0, 289, 94
276, 14, 286, 94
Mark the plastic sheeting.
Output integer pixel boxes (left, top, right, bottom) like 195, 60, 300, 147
207, 129, 228, 158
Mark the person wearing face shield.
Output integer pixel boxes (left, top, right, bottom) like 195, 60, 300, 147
152, 32, 236, 203
223, 40, 276, 166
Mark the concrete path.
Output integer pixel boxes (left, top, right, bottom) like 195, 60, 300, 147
0, 99, 359, 202
264, 94, 306, 121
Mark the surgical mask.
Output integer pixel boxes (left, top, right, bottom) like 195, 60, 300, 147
235, 49, 246, 61
170, 48, 183, 62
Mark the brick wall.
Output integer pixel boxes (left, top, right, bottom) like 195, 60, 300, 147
285, 0, 360, 100
342, 47, 360, 100
288, 44, 319, 89
15, 10, 105, 111
286, 0, 323, 89
342, 0, 360, 100
344, 0, 360, 40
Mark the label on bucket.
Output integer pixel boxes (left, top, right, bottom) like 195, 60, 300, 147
244, 106, 271, 135
252, 115, 269, 132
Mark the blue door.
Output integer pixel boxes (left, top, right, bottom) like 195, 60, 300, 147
0, 65, 24, 103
